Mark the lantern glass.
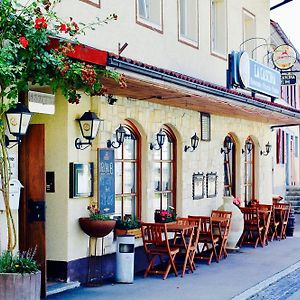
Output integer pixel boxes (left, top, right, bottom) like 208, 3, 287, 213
78, 111, 101, 141
225, 136, 233, 152
191, 133, 199, 149
266, 142, 272, 154
116, 125, 126, 144
5, 103, 32, 137
245, 140, 253, 153
157, 129, 165, 147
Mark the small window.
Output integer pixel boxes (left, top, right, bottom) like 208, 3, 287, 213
178, 0, 198, 47
211, 0, 227, 56
242, 9, 256, 58
295, 136, 299, 158
137, 0, 162, 31
80, 0, 100, 8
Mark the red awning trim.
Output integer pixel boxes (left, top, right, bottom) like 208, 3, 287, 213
47, 37, 108, 66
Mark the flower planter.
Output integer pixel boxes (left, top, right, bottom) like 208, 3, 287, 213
78, 218, 116, 238
154, 209, 176, 223
0, 271, 41, 300
115, 228, 142, 238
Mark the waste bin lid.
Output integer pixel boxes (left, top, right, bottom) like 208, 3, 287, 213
116, 235, 135, 243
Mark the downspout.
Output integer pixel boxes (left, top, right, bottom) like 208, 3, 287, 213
270, 0, 293, 11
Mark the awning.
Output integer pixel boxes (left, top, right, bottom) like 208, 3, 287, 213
104, 53, 300, 126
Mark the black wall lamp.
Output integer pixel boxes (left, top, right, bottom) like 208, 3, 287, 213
5, 103, 33, 148
260, 142, 272, 156
184, 133, 199, 152
107, 94, 117, 105
220, 136, 233, 154
150, 129, 165, 150
75, 111, 102, 150
242, 140, 253, 154
107, 125, 126, 149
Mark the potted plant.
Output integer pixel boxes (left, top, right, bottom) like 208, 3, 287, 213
0, 249, 40, 300
154, 206, 177, 223
79, 205, 116, 238
115, 217, 142, 238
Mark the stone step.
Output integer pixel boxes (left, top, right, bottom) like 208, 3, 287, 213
285, 191, 300, 197
286, 186, 300, 192
46, 281, 80, 297
285, 196, 300, 201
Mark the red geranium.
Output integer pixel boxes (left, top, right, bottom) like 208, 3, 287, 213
34, 17, 47, 29
59, 23, 68, 33
19, 36, 28, 48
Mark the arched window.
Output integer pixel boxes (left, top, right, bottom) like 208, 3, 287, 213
115, 121, 141, 219
223, 135, 236, 197
153, 126, 176, 211
244, 137, 255, 206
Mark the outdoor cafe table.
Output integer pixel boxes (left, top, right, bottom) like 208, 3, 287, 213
166, 223, 195, 277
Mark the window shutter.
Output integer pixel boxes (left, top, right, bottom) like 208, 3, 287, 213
276, 129, 280, 164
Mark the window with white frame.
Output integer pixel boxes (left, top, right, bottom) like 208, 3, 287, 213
178, 0, 198, 46
137, 0, 162, 30
242, 9, 256, 58
211, 0, 227, 56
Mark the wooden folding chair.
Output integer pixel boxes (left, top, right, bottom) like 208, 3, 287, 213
240, 207, 264, 248
256, 204, 272, 246
211, 210, 232, 260
189, 215, 219, 265
274, 203, 291, 240
141, 222, 179, 280
268, 205, 280, 242
172, 217, 199, 276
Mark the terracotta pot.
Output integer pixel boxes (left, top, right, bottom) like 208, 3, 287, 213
115, 228, 142, 238
0, 271, 41, 300
218, 196, 244, 250
78, 218, 116, 238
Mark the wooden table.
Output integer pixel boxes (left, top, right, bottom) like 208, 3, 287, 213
167, 223, 195, 277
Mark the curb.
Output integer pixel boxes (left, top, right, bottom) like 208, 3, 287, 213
231, 260, 300, 300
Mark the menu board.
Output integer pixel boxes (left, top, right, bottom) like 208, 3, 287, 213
98, 148, 115, 214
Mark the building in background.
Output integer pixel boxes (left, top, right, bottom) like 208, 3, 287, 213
270, 19, 300, 207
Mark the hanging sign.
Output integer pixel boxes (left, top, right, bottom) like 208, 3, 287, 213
227, 51, 281, 99
98, 148, 115, 214
281, 74, 296, 85
272, 44, 297, 70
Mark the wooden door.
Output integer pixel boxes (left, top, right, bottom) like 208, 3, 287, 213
19, 124, 46, 298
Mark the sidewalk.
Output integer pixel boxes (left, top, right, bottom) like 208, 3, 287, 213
47, 216, 300, 300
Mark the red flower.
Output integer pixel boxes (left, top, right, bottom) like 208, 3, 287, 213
19, 36, 28, 48
59, 23, 68, 33
34, 17, 47, 29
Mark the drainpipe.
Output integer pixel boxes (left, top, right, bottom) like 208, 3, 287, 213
270, 0, 293, 10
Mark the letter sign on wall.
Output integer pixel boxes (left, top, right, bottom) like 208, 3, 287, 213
98, 148, 115, 214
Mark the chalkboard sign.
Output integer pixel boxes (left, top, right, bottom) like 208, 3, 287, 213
98, 148, 115, 214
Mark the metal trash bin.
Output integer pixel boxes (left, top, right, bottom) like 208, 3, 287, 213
116, 235, 135, 283
287, 208, 295, 237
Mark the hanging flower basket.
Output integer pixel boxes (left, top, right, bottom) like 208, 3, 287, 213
78, 218, 116, 238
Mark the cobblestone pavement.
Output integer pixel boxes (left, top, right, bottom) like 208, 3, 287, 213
249, 267, 300, 300
248, 214, 300, 300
